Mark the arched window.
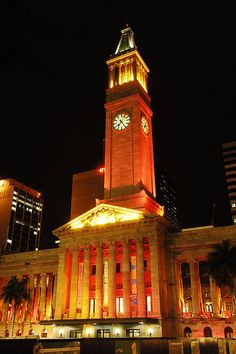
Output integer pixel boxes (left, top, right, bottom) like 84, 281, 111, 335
29, 328, 35, 335
225, 327, 233, 339
184, 327, 192, 337
203, 326, 212, 337
16, 328, 22, 336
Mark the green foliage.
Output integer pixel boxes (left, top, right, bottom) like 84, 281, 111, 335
0, 275, 30, 308
207, 239, 236, 290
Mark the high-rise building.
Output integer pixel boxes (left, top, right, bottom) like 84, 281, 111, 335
222, 141, 236, 223
0, 178, 43, 253
155, 168, 180, 230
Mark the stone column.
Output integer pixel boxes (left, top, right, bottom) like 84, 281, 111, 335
27, 274, 35, 321
149, 238, 161, 318
95, 242, 103, 318
82, 245, 90, 318
123, 240, 130, 317
210, 276, 220, 317
39, 273, 46, 320
108, 241, 116, 318
54, 249, 66, 319
189, 260, 201, 317
69, 248, 79, 318
137, 238, 145, 317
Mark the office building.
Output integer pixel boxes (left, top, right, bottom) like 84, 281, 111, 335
0, 178, 43, 253
155, 168, 179, 230
222, 141, 236, 223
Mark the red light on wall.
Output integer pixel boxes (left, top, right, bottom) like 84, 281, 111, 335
98, 167, 105, 174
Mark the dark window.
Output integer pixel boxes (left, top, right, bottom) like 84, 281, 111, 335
116, 263, 121, 273
203, 326, 212, 337
144, 259, 147, 270
70, 329, 82, 338
224, 327, 233, 339
184, 327, 192, 337
91, 265, 96, 275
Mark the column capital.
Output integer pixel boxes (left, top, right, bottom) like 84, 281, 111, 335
107, 240, 116, 248
95, 241, 103, 249
136, 237, 144, 244
82, 244, 90, 252
123, 239, 129, 246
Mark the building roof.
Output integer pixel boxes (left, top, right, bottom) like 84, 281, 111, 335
115, 26, 137, 55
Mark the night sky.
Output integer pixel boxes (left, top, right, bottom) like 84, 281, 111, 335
1, 4, 236, 249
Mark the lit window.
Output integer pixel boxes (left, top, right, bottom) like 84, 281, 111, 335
116, 297, 123, 315
89, 298, 95, 315
7, 239, 12, 244
146, 295, 152, 313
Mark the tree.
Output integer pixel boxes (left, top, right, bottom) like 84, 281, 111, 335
207, 239, 236, 316
0, 275, 30, 336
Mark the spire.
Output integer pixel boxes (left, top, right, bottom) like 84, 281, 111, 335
114, 25, 137, 55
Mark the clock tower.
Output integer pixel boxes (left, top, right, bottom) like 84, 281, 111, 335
103, 26, 163, 215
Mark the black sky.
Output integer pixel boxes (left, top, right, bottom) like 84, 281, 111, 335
1, 4, 236, 249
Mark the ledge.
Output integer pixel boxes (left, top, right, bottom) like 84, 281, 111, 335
39, 317, 160, 326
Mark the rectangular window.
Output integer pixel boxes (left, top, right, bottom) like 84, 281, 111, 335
146, 295, 152, 313
116, 297, 123, 315
144, 259, 147, 270
126, 329, 140, 337
116, 262, 121, 273
91, 265, 96, 275
70, 330, 82, 338
97, 329, 110, 338
89, 298, 95, 315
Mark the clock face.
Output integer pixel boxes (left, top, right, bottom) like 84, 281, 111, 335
141, 116, 149, 135
113, 112, 130, 131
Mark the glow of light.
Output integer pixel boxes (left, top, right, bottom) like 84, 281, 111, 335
114, 328, 120, 336
71, 206, 143, 229
59, 329, 64, 336
0, 180, 5, 187
148, 328, 153, 336
86, 329, 92, 337
98, 167, 105, 174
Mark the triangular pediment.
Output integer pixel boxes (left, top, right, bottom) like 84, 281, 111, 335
53, 203, 146, 234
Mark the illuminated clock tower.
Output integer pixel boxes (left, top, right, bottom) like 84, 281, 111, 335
103, 26, 163, 215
